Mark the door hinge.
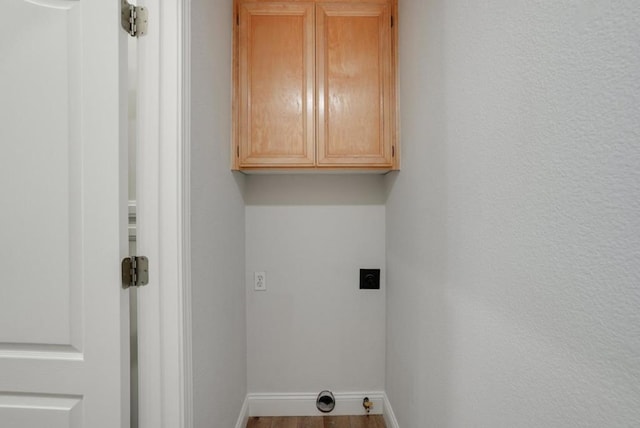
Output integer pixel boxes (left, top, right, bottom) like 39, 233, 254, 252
121, 0, 148, 38
122, 256, 149, 289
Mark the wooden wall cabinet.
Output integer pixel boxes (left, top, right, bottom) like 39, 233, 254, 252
233, 0, 399, 172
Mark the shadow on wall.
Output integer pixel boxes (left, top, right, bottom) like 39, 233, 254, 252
244, 174, 387, 206
383, 0, 453, 423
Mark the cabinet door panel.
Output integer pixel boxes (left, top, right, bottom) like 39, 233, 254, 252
317, 3, 393, 167
238, 2, 315, 167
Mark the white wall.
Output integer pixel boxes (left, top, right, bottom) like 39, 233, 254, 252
386, 0, 640, 426
190, 0, 247, 426
245, 175, 386, 394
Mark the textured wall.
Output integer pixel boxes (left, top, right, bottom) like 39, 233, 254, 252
245, 175, 386, 394
190, 0, 247, 426
386, 0, 640, 426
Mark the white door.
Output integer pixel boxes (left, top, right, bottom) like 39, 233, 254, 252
0, 1, 130, 427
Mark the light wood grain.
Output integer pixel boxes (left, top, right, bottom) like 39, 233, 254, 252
238, 2, 315, 167
316, 3, 393, 167
233, 0, 398, 171
245, 0, 390, 3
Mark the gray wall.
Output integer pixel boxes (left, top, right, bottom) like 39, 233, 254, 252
245, 175, 386, 394
386, 0, 640, 426
191, 0, 247, 426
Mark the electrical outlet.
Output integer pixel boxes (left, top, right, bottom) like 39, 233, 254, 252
254, 272, 266, 291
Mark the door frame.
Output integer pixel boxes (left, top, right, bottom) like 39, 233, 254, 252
136, 0, 192, 427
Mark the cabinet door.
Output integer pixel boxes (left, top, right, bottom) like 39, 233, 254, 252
316, 2, 394, 167
238, 2, 315, 168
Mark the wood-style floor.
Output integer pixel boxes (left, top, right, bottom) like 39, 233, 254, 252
246, 415, 386, 428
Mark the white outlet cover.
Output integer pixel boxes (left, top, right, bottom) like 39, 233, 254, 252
254, 271, 266, 291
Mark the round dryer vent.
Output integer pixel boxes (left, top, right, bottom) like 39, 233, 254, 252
316, 390, 335, 413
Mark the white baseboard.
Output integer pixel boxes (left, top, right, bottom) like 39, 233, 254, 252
234, 396, 249, 428
382, 393, 399, 428
247, 392, 384, 417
